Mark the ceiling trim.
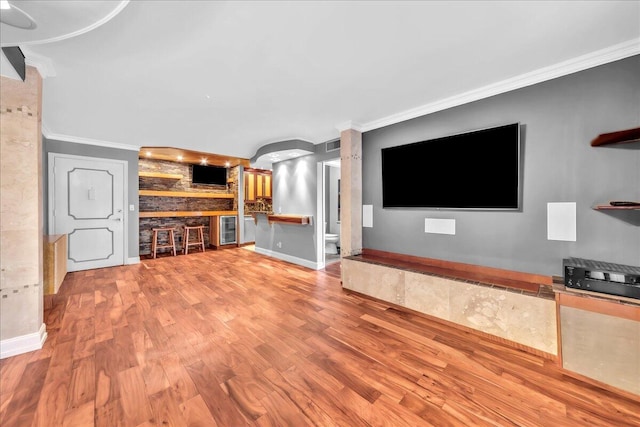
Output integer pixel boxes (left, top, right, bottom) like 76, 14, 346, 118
23, 48, 55, 77
361, 38, 640, 133
335, 121, 364, 133
14, 1, 130, 46
42, 127, 140, 152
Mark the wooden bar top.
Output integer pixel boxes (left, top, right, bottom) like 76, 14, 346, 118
139, 210, 237, 218
139, 190, 233, 198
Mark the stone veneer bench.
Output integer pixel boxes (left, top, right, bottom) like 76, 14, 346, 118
342, 249, 558, 358
342, 249, 640, 398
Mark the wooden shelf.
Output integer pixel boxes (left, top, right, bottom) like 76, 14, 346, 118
590, 127, 640, 147
139, 210, 237, 218
139, 171, 183, 179
267, 214, 312, 225
593, 204, 640, 211
139, 190, 234, 199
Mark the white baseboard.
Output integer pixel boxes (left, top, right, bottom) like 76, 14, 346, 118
254, 247, 321, 270
0, 323, 47, 359
126, 256, 140, 265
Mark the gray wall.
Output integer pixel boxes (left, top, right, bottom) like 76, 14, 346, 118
258, 154, 317, 262
362, 55, 640, 276
256, 143, 339, 264
43, 138, 140, 259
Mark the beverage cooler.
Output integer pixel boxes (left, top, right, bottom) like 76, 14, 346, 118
219, 215, 237, 245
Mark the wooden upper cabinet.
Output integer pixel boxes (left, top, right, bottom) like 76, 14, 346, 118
244, 169, 272, 201
264, 175, 272, 198
245, 172, 256, 201
256, 174, 264, 197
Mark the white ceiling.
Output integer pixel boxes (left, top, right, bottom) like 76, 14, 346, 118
2, 1, 639, 160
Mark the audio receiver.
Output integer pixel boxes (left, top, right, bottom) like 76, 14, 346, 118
563, 258, 640, 300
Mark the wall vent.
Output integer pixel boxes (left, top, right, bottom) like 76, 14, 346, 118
326, 139, 340, 152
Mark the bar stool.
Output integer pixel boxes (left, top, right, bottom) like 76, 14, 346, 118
182, 225, 205, 255
151, 227, 177, 258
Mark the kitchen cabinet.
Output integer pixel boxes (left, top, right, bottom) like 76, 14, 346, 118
244, 168, 272, 202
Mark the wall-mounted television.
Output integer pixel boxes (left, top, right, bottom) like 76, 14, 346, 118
192, 164, 227, 185
381, 123, 521, 210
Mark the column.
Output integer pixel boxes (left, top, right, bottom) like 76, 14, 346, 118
339, 128, 362, 258
0, 66, 46, 358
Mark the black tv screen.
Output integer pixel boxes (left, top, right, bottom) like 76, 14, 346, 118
381, 123, 521, 210
192, 164, 227, 185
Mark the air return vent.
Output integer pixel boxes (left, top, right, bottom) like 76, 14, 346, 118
326, 139, 340, 152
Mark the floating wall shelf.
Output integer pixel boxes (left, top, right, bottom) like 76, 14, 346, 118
593, 204, 640, 211
590, 127, 640, 147
267, 214, 312, 226
139, 171, 183, 179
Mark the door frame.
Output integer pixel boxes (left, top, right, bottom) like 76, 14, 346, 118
47, 152, 129, 268
315, 162, 326, 270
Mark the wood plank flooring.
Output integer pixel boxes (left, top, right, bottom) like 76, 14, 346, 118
1, 248, 638, 426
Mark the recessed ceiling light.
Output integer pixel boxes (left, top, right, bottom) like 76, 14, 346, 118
200, 158, 208, 165
145, 151, 152, 157
177, 155, 183, 161
288, 152, 300, 157
225, 161, 230, 167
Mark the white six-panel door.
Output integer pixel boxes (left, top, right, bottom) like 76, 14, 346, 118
49, 153, 127, 272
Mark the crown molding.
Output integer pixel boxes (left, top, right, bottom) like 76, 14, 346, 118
361, 38, 640, 133
22, 48, 56, 78
42, 128, 140, 152
336, 121, 364, 133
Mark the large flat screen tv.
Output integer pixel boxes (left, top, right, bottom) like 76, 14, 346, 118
381, 123, 521, 210
192, 164, 227, 185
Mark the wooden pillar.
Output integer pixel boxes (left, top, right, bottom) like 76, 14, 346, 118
0, 66, 46, 358
339, 128, 362, 257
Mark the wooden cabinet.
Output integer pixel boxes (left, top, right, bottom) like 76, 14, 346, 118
556, 290, 640, 396
256, 174, 264, 198
244, 169, 272, 201
44, 234, 67, 295
264, 174, 272, 198
245, 172, 256, 201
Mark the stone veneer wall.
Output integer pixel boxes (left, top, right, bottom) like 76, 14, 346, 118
138, 158, 238, 255
342, 258, 558, 355
139, 217, 212, 255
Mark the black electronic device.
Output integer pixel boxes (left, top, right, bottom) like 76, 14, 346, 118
192, 164, 227, 185
563, 258, 640, 300
381, 122, 521, 210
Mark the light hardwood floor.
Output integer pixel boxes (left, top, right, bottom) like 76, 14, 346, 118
1, 248, 638, 426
